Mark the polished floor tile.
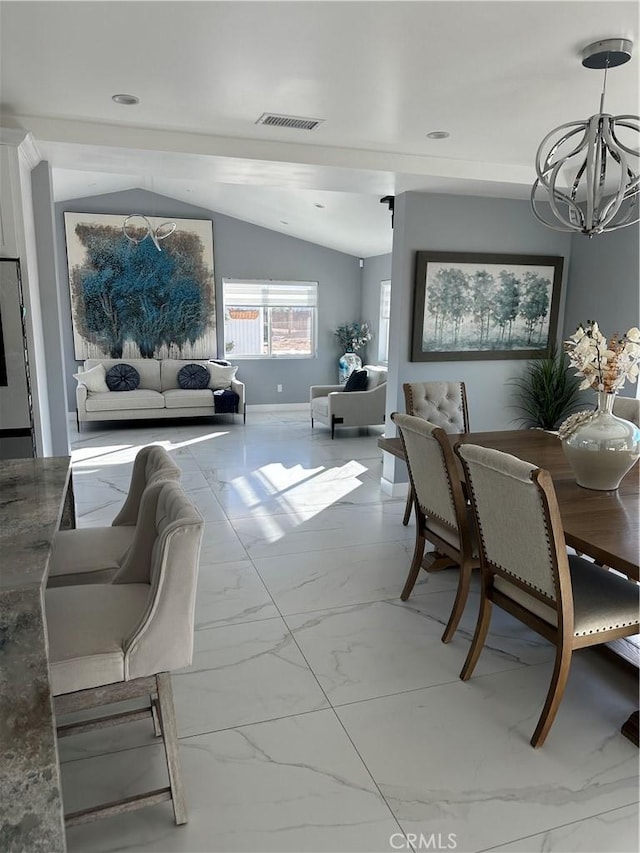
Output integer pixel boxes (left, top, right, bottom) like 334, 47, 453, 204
286, 590, 554, 706
485, 802, 639, 853
336, 654, 638, 852
65, 415, 639, 853
195, 559, 279, 629
63, 710, 404, 853
252, 540, 455, 615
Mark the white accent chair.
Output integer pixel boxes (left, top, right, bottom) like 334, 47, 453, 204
47, 480, 204, 826
47, 445, 182, 588
392, 413, 479, 643
310, 365, 387, 438
456, 443, 639, 748
401, 381, 469, 525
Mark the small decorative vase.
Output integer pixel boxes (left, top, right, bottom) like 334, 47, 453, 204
562, 391, 640, 490
338, 351, 362, 384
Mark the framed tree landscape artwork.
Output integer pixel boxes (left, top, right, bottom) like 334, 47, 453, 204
64, 213, 215, 361
411, 251, 563, 361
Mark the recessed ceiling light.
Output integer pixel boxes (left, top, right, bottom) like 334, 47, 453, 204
314, 203, 325, 209
426, 130, 450, 140
112, 93, 139, 106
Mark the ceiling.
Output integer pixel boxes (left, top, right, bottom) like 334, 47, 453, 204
1, 1, 638, 257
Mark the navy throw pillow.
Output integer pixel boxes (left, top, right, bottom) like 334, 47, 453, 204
178, 363, 210, 390
105, 363, 140, 392
344, 369, 368, 392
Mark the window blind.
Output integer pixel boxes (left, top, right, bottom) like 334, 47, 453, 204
224, 280, 318, 308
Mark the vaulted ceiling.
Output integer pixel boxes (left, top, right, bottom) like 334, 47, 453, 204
1, 1, 638, 256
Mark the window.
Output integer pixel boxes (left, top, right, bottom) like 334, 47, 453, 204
223, 280, 318, 358
378, 280, 391, 362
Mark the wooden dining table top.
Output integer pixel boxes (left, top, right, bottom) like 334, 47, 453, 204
378, 429, 640, 580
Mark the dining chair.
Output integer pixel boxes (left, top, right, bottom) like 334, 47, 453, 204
613, 395, 640, 426
46, 480, 204, 826
455, 442, 640, 747
47, 444, 182, 587
401, 381, 469, 524
392, 412, 479, 642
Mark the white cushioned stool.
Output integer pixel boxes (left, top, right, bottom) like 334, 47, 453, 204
47, 445, 181, 588
47, 480, 204, 826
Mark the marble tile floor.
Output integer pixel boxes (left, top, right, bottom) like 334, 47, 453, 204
60, 412, 639, 853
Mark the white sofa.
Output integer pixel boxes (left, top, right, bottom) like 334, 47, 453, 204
75, 358, 246, 428
310, 364, 387, 438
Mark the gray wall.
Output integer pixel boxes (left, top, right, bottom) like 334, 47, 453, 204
361, 253, 392, 363
55, 190, 363, 406
564, 225, 640, 339
384, 191, 572, 485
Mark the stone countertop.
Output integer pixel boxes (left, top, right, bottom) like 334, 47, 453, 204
0, 456, 71, 591
0, 456, 70, 853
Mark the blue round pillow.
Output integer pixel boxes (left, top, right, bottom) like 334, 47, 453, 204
105, 363, 140, 392
177, 363, 210, 390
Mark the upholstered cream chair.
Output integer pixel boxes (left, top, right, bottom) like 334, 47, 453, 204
455, 443, 639, 748
47, 444, 181, 588
310, 365, 387, 438
401, 381, 469, 524
392, 413, 479, 643
47, 480, 204, 826
613, 395, 640, 426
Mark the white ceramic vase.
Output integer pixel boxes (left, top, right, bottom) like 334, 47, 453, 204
562, 391, 640, 490
338, 351, 362, 384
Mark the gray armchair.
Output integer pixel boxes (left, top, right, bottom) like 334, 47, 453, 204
310, 364, 387, 438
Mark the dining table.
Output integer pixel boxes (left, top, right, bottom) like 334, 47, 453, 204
0, 457, 76, 853
378, 428, 640, 744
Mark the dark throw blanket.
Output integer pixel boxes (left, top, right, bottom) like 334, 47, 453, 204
213, 389, 240, 414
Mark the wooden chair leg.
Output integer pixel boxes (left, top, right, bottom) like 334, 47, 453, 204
156, 673, 188, 825
530, 645, 572, 748
400, 532, 426, 600
441, 559, 473, 644
460, 594, 492, 681
402, 485, 414, 526
150, 694, 162, 737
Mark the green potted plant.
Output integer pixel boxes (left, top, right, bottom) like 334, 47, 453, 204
509, 346, 583, 430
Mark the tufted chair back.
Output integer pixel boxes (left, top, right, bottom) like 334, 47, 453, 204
403, 381, 469, 433
111, 445, 182, 526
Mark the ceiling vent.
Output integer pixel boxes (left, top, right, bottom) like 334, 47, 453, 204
256, 112, 324, 131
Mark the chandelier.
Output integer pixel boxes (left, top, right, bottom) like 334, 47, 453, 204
531, 38, 639, 236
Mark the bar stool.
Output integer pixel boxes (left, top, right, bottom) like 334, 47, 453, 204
47, 480, 204, 826
47, 444, 181, 588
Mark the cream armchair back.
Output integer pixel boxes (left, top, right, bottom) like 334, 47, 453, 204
310, 365, 387, 438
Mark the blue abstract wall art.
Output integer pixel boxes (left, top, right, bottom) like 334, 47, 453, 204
64, 213, 215, 360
